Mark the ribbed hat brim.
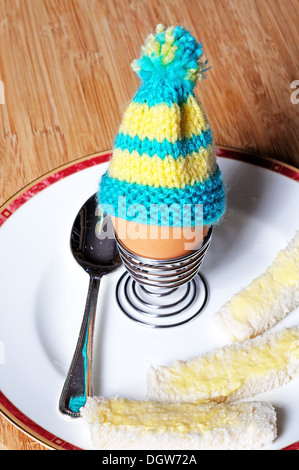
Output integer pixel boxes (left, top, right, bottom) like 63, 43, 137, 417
99, 166, 226, 227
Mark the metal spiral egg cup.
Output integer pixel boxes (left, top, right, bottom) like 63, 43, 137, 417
115, 227, 213, 328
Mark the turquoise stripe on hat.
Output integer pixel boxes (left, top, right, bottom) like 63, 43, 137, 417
114, 129, 213, 159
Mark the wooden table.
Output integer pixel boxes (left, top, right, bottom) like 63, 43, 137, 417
0, 0, 298, 450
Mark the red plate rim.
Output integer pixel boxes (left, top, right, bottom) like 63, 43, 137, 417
0, 148, 298, 450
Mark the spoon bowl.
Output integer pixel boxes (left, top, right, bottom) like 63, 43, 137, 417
59, 193, 121, 418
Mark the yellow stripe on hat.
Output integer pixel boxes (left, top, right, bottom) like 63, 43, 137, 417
119, 95, 209, 143
180, 94, 210, 139
108, 146, 217, 188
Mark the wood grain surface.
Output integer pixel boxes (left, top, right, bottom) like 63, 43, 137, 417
0, 0, 299, 450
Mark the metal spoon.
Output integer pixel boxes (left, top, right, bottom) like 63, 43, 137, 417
59, 193, 121, 418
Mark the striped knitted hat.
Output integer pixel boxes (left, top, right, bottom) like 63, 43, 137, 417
99, 24, 226, 227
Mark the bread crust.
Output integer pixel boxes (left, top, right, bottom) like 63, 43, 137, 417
147, 326, 299, 404
81, 397, 277, 450
215, 232, 299, 342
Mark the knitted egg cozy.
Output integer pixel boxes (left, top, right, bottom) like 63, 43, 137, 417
98, 24, 226, 227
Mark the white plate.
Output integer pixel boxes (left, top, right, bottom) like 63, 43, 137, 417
0, 149, 298, 450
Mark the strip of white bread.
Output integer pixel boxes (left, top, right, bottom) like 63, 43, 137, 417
81, 396, 277, 450
215, 231, 299, 342
147, 326, 299, 404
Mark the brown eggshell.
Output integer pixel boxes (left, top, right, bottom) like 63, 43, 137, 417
112, 217, 209, 260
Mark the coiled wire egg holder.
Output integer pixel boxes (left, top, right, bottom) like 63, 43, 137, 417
115, 227, 213, 328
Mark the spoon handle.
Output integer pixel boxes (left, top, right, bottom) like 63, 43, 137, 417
59, 275, 101, 418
